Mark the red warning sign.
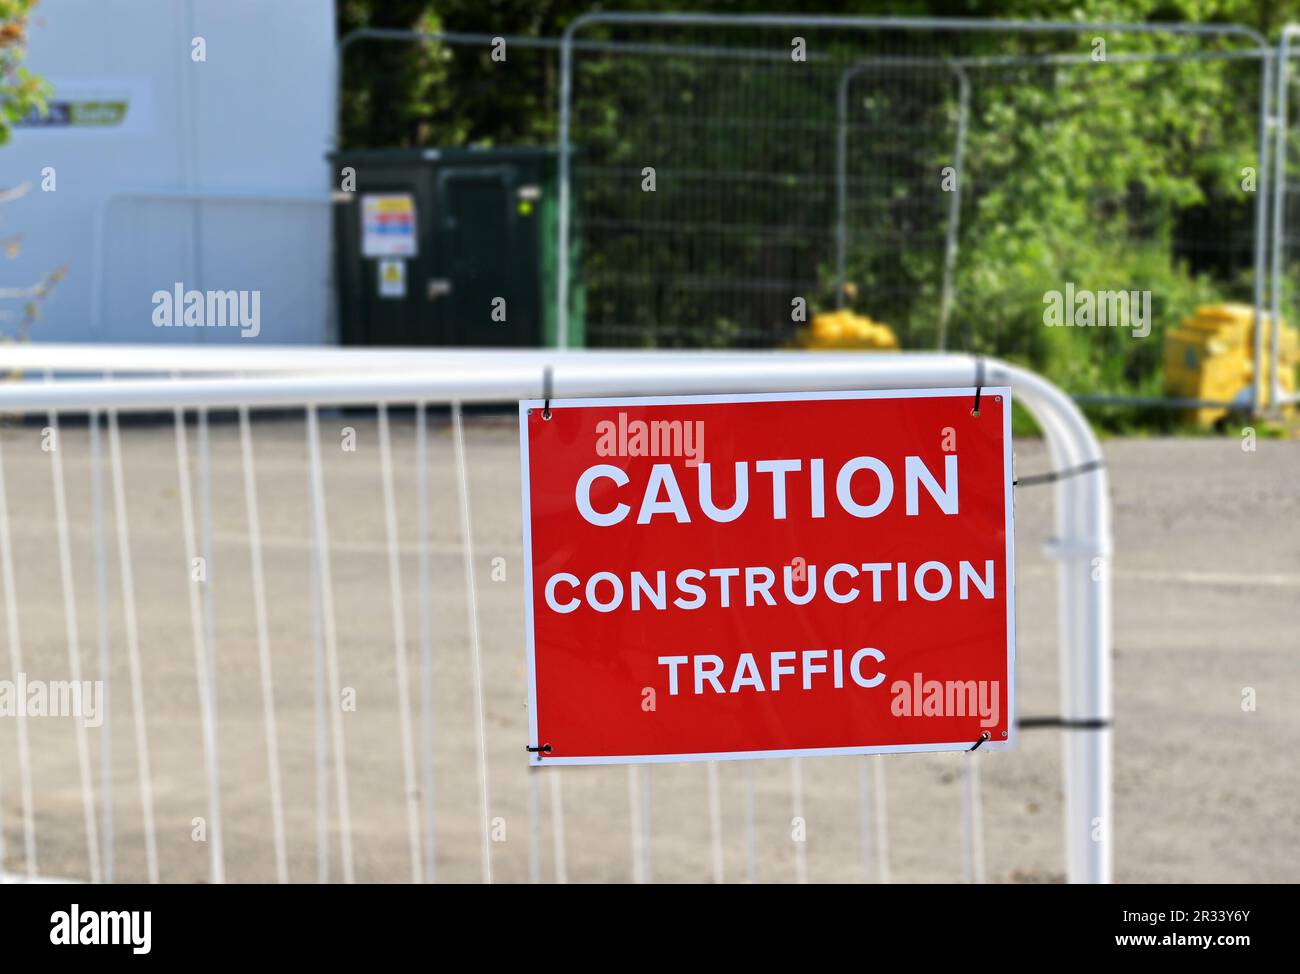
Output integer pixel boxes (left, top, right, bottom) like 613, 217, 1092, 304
520, 389, 1015, 765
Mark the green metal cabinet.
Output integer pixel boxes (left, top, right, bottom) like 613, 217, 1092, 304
331, 146, 581, 348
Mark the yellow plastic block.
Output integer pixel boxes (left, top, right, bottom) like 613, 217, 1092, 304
1163, 304, 1297, 424
803, 310, 899, 351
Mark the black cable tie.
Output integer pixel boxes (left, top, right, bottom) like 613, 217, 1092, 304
972, 357, 985, 416
968, 730, 990, 752
1013, 458, 1105, 488
541, 366, 553, 420
526, 743, 553, 755
1018, 717, 1111, 731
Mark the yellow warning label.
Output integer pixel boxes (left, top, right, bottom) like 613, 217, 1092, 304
378, 258, 406, 299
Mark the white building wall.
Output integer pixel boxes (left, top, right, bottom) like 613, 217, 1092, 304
2, 0, 335, 344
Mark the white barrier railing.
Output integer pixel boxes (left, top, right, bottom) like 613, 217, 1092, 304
0, 348, 1111, 883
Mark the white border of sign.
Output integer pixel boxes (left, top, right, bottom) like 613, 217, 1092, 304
519, 387, 1015, 766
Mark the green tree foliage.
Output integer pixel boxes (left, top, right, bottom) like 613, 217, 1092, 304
0, 0, 49, 145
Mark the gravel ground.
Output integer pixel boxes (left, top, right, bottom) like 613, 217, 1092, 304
0, 414, 1295, 883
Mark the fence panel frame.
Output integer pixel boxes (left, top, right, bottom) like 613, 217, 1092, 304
0, 347, 1112, 883
558, 13, 1272, 417
1271, 26, 1300, 410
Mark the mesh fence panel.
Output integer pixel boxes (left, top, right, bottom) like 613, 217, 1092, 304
564, 22, 1267, 403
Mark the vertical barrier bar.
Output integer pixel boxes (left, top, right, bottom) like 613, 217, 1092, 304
173, 406, 224, 884
377, 403, 425, 884
197, 408, 222, 876
873, 755, 891, 883
622, 761, 654, 882
46, 400, 102, 883
858, 756, 873, 884
237, 406, 289, 884
527, 769, 541, 884
641, 765, 653, 882
89, 411, 114, 883
452, 403, 493, 884
791, 758, 807, 884
305, 405, 355, 883
1057, 462, 1113, 883
309, 513, 330, 885
743, 763, 757, 884
415, 402, 437, 883
0, 436, 37, 878
706, 761, 724, 883
628, 765, 645, 883
106, 408, 160, 883
961, 759, 986, 883
549, 771, 568, 883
